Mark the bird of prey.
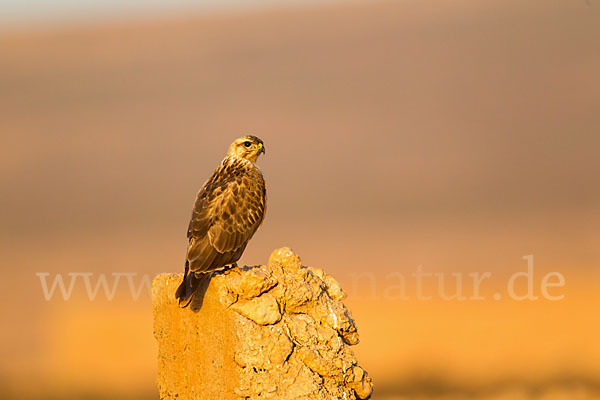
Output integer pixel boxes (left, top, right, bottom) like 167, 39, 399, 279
175, 135, 267, 307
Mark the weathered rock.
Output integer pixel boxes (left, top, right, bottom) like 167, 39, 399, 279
298, 347, 333, 377
229, 293, 281, 325
268, 247, 303, 271
234, 323, 293, 368
153, 247, 373, 400
220, 265, 277, 299
323, 272, 347, 301
346, 366, 374, 400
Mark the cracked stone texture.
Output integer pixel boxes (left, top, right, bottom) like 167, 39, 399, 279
153, 247, 373, 400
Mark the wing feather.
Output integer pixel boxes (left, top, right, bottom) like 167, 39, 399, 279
186, 158, 266, 272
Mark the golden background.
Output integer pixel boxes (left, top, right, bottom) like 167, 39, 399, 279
1, 1, 599, 399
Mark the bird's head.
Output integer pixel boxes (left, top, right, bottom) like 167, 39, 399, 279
227, 135, 266, 163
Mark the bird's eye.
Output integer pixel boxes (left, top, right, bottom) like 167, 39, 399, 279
243, 142, 252, 148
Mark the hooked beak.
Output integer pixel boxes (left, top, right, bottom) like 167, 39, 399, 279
258, 144, 266, 155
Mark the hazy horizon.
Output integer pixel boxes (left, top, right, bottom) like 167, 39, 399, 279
0, 0, 345, 27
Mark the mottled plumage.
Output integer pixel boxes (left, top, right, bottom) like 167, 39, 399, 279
176, 136, 266, 307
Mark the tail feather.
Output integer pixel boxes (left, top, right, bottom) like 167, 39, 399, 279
175, 261, 204, 308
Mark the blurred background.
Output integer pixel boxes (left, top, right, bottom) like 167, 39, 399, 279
1, 0, 599, 399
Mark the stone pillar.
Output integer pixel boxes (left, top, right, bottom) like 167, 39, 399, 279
152, 248, 373, 400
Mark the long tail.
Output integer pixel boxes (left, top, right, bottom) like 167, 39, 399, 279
175, 261, 204, 308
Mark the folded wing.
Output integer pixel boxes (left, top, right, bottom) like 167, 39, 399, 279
186, 161, 266, 272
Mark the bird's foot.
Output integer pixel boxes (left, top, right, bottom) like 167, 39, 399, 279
221, 263, 238, 272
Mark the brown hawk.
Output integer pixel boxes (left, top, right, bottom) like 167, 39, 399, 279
175, 135, 266, 307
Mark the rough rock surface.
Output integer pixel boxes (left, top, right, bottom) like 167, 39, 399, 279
153, 247, 373, 400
